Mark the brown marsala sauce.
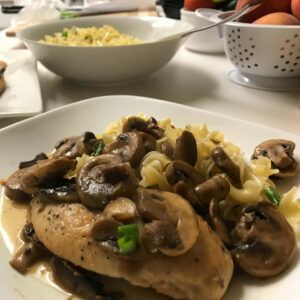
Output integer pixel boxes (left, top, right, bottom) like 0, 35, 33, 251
0, 191, 170, 300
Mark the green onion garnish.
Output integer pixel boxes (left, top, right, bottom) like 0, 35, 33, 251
92, 140, 105, 156
117, 236, 137, 254
61, 31, 68, 38
117, 224, 139, 254
264, 186, 281, 206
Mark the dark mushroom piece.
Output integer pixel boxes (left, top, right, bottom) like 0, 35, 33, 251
159, 140, 175, 159
50, 257, 116, 300
122, 116, 164, 139
231, 201, 296, 278
252, 139, 299, 179
4, 168, 32, 202
211, 147, 241, 186
103, 132, 146, 168
77, 155, 137, 209
174, 130, 197, 166
165, 160, 203, 187
134, 188, 199, 256
10, 223, 48, 274
38, 179, 79, 203
209, 198, 231, 245
54, 131, 104, 159
20, 157, 76, 195
90, 217, 122, 242
19, 152, 48, 169
138, 132, 156, 153
194, 175, 230, 208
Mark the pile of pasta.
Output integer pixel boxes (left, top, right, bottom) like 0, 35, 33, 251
70, 115, 300, 237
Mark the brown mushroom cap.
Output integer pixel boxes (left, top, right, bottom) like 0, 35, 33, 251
77, 155, 137, 209
194, 175, 230, 207
134, 188, 199, 256
103, 132, 145, 168
54, 131, 103, 159
103, 197, 137, 221
19, 153, 48, 169
211, 147, 241, 185
252, 139, 299, 179
159, 140, 175, 159
138, 132, 156, 153
19, 158, 76, 195
174, 130, 197, 166
5, 168, 32, 202
122, 116, 164, 139
231, 201, 296, 278
165, 160, 203, 187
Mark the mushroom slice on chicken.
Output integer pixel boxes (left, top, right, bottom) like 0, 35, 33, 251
31, 196, 233, 300
231, 201, 296, 278
134, 188, 199, 256
77, 155, 137, 209
103, 132, 146, 168
54, 131, 104, 159
174, 131, 197, 166
211, 147, 241, 186
252, 139, 299, 178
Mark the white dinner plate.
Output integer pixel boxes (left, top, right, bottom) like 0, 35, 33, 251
0, 95, 299, 300
0, 50, 42, 118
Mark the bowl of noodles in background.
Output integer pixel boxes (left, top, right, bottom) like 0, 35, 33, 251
17, 15, 193, 85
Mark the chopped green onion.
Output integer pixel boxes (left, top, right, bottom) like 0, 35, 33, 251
117, 224, 139, 254
117, 236, 137, 254
118, 224, 139, 241
264, 186, 281, 206
92, 140, 105, 156
61, 31, 68, 38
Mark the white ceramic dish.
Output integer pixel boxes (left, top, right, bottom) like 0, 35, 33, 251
181, 8, 224, 54
17, 16, 193, 85
0, 95, 300, 300
0, 50, 42, 118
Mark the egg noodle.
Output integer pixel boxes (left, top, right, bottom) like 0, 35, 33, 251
41, 25, 143, 47
66, 115, 300, 237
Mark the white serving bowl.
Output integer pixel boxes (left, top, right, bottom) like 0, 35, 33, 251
181, 8, 224, 54
17, 16, 193, 84
220, 16, 300, 90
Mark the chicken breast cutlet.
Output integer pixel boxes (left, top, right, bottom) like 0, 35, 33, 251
31, 196, 233, 300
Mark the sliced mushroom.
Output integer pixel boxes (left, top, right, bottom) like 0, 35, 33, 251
19, 152, 48, 169
4, 168, 32, 202
209, 198, 231, 245
20, 158, 76, 195
252, 139, 299, 178
103, 132, 145, 168
39, 179, 79, 203
103, 197, 137, 221
54, 131, 103, 159
10, 223, 48, 274
211, 147, 241, 185
159, 140, 174, 159
90, 217, 121, 241
194, 175, 230, 207
138, 132, 156, 153
174, 131, 197, 166
50, 257, 114, 300
166, 160, 203, 187
122, 116, 164, 139
134, 188, 199, 256
173, 180, 201, 207
77, 155, 137, 209
231, 201, 296, 278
